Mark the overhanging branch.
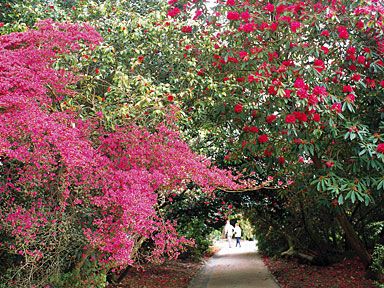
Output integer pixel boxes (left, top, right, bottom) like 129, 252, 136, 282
218, 183, 287, 193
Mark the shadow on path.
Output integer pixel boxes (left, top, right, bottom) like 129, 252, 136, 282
189, 240, 280, 288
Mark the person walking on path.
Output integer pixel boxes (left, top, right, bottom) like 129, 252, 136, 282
234, 222, 242, 247
224, 220, 234, 248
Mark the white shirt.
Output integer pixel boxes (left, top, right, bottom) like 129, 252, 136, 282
225, 223, 234, 237
234, 226, 241, 237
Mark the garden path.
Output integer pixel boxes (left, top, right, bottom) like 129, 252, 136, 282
188, 240, 280, 288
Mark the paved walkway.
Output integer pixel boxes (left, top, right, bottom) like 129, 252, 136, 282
189, 240, 280, 288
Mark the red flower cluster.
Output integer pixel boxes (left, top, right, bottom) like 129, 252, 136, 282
325, 161, 335, 168
234, 103, 243, 113
167, 94, 174, 101
377, 143, 384, 154
264, 3, 275, 13
345, 94, 355, 103
266, 114, 277, 124
258, 134, 269, 143
181, 25, 192, 33
293, 111, 307, 122
290, 21, 301, 33
167, 7, 180, 18
312, 113, 321, 122
321, 30, 330, 37
226, 0, 236, 5
314, 59, 325, 72
227, 11, 240, 21
337, 25, 349, 39
343, 85, 353, 93
331, 102, 342, 113
244, 125, 259, 133
285, 114, 296, 124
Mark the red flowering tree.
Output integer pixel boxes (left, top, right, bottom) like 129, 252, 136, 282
0, 19, 240, 286
163, 0, 384, 272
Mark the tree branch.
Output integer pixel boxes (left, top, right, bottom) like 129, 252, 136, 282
218, 183, 287, 193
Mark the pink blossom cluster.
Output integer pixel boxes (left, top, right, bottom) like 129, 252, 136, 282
0, 20, 239, 270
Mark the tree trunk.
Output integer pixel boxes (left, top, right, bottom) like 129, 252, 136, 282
113, 236, 147, 283
299, 198, 330, 254
336, 210, 371, 268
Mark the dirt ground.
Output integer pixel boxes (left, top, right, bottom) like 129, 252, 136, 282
263, 255, 378, 288
108, 259, 204, 288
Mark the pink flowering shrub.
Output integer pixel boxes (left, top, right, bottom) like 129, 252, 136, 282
0, 19, 239, 286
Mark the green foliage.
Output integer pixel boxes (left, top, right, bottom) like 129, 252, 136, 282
237, 219, 254, 241
1, 0, 183, 129
255, 227, 287, 257
49, 259, 107, 288
371, 244, 384, 276
178, 217, 213, 260
209, 229, 223, 241
163, 189, 232, 259
0, 209, 89, 287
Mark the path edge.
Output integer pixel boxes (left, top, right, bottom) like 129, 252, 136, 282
187, 250, 222, 288
260, 253, 281, 288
